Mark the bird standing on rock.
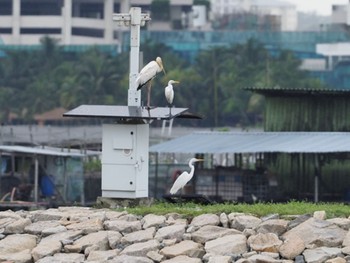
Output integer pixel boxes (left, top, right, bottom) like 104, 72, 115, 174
135, 57, 166, 108
170, 158, 204, 195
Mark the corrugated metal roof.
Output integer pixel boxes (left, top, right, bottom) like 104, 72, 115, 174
0, 145, 100, 157
149, 132, 350, 154
244, 87, 350, 95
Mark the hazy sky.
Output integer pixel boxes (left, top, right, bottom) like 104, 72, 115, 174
287, 0, 348, 15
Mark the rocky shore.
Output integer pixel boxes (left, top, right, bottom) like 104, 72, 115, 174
0, 206, 349, 263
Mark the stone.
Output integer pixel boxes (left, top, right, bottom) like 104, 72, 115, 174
279, 233, 305, 259
29, 209, 69, 222
230, 215, 262, 231
37, 253, 85, 263
303, 247, 342, 263
283, 218, 347, 248
87, 249, 119, 261
0, 210, 23, 220
313, 211, 327, 220
191, 225, 241, 243
147, 250, 165, 262
104, 219, 142, 234
73, 231, 109, 252
31, 239, 62, 261
42, 225, 67, 236
208, 255, 232, 263
0, 249, 32, 263
161, 255, 202, 263
24, 220, 62, 235
107, 230, 123, 249
248, 233, 283, 253
154, 224, 186, 242
204, 234, 248, 255
141, 214, 166, 229
160, 240, 204, 258
4, 218, 31, 234
66, 218, 104, 234
121, 227, 156, 244
190, 213, 220, 227
108, 254, 154, 263
256, 219, 289, 236
219, 212, 229, 228
120, 239, 160, 257
325, 257, 347, 263
327, 218, 350, 230
0, 234, 37, 254
342, 230, 350, 246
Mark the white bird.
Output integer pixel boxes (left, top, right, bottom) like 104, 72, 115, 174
165, 80, 180, 105
170, 158, 204, 195
135, 57, 166, 108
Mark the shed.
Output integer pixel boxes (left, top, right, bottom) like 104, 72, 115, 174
150, 131, 350, 202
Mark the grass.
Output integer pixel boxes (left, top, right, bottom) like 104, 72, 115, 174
122, 200, 350, 219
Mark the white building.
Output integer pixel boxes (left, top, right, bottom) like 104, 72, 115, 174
210, 0, 297, 31
0, 0, 194, 45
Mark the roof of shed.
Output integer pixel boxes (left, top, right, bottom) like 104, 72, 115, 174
244, 87, 350, 96
149, 131, 350, 154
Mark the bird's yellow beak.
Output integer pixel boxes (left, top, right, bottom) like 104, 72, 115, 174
173, 81, 180, 84
196, 159, 204, 162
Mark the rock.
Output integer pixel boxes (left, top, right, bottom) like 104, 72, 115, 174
141, 214, 166, 229
303, 247, 342, 263
109, 254, 154, 263
160, 240, 204, 258
342, 230, 350, 246
0, 210, 23, 220
327, 218, 350, 230
87, 249, 119, 261
204, 234, 247, 255
120, 239, 160, 257
154, 224, 186, 242
207, 255, 232, 263
30, 209, 68, 222
107, 230, 123, 249
104, 219, 142, 234
4, 218, 31, 234
66, 218, 104, 234
147, 250, 165, 262
313, 211, 327, 220
73, 231, 109, 252
42, 225, 67, 236
287, 214, 312, 229
230, 215, 262, 231
31, 239, 62, 261
0, 233, 37, 254
283, 218, 346, 248
279, 233, 305, 259
219, 213, 229, 228
256, 219, 289, 236
190, 213, 220, 227
325, 257, 347, 263
36, 253, 85, 263
191, 225, 241, 243
24, 220, 62, 235
161, 255, 202, 263
121, 227, 156, 244
247, 233, 282, 253
0, 249, 32, 263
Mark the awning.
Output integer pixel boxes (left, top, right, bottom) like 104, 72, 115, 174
149, 131, 350, 154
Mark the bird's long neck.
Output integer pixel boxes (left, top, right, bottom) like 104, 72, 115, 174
189, 162, 195, 179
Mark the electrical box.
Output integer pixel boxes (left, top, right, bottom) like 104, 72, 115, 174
101, 123, 149, 198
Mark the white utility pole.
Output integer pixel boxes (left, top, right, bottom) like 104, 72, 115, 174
113, 8, 151, 106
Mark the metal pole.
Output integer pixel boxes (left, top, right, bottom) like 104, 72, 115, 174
34, 156, 39, 204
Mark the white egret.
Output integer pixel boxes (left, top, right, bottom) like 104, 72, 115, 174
135, 57, 166, 108
165, 80, 180, 116
170, 158, 204, 195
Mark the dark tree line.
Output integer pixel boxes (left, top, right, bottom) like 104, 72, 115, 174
0, 36, 325, 127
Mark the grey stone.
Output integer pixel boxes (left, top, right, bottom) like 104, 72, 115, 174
190, 213, 220, 227
108, 254, 154, 263
191, 225, 241, 243
230, 215, 262, 231
256, 219, 289, 236
104, 219, 142, 234
154, 223, 186, 242
4, 217, 31, 234
121, 227, 156, 244
327, 218, 350, 230
146, 250, 165, 262
107, 230, 123, 249
283, 218, 347, 248
120, 239, 160, 257
87, 249, 119, 261
161, 255, 202, 263
219, 212, 229, 228
0, 233, 37, 254
279, 233, 305, 260
248, 233, 283, 253
24, 220, 61, 235
141, 214, 166, 229
31, 239, 62, 261
0, 249, 33, 263
160, 240, 204, 258
66, 218, 104, 234
73, 230, 109, 252
303, 247, 342, 263
204, 234, 248, 255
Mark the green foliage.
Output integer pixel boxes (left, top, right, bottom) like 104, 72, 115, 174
0, 36, 325, 126
122, 200, 350, 218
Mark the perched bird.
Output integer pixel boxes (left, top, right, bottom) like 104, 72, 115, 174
170, 158, 204, 195
165, 80, 180, 105
135, 57, 166, 108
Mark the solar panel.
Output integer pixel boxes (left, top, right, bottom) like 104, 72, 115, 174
63, 105, 190, 120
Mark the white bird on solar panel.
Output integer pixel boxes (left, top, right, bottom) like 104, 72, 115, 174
135, 57, 166, 108
170, 158, 204, 195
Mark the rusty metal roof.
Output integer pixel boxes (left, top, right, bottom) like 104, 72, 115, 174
150, 131, 350, 154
